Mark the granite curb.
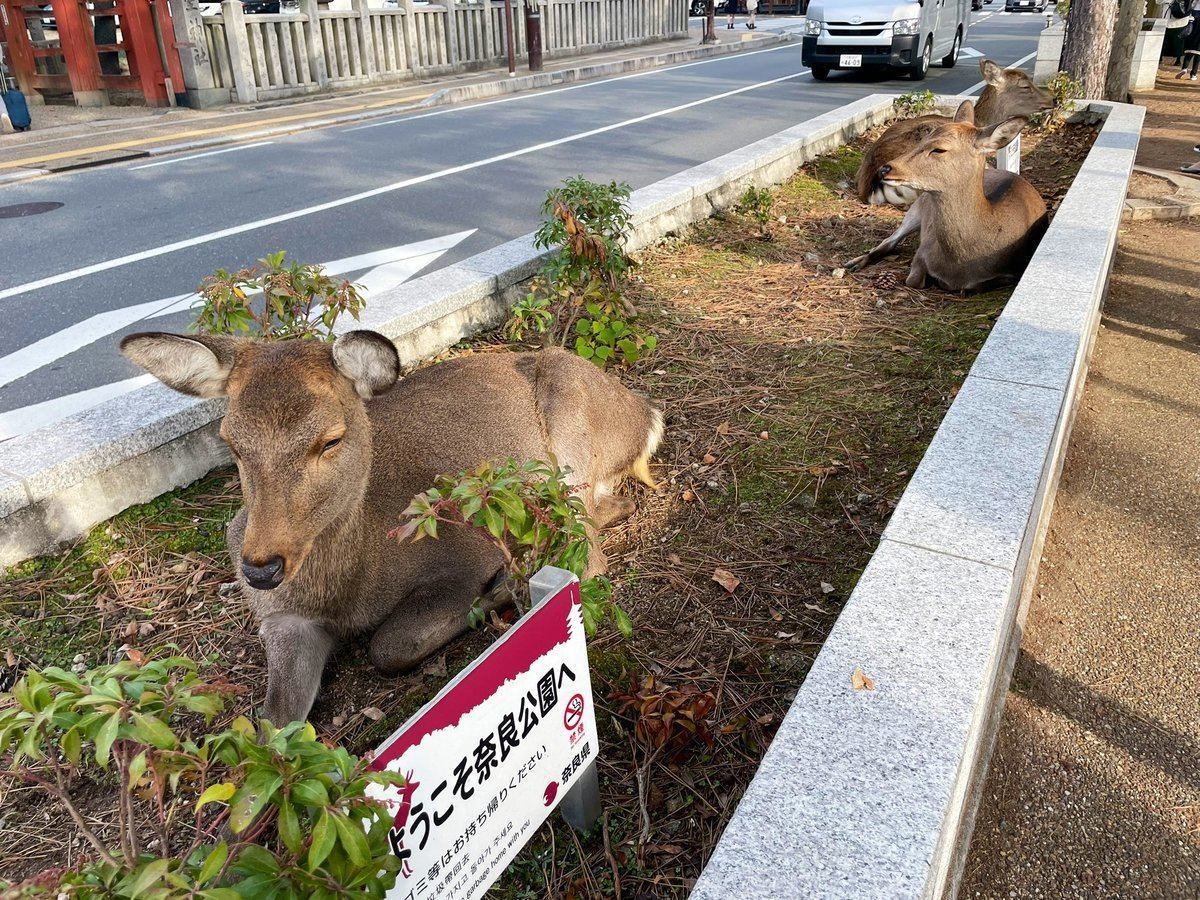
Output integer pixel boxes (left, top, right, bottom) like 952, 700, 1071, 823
0, 91, 893, 567
0, 34, 788, 187
690, 100, 1144, 900
1122, 165, 1200, 220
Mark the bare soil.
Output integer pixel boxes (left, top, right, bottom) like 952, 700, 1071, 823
1128, 170, 1179, 200
0, 121, 1096, 895
1131, 66, 1200, 173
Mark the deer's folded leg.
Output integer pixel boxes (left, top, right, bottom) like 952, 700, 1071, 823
261, 614, 336, 726
844, 203, 923, 273
368, 577, 500, 675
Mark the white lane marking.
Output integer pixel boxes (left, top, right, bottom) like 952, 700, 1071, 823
343, 42, 803, 133
0, 375, 157, 441
0, 231, 475, 392
960, 46, 984, 58
129, 141, 277, 170
0, 69, 809, 304
964, 50, 1036, 94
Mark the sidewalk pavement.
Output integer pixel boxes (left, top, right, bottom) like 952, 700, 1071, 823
0, 25, 783, 181
961, 82, 1200, 898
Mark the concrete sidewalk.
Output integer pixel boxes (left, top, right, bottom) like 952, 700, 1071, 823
961, 82, 1200, 900
0, 26, 782, 180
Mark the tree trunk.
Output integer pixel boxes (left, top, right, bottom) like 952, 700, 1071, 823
1104, 0, 1145, 100
1060, 0, 1119, 98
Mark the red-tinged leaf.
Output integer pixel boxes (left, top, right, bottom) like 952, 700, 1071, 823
712, 568, 740, 593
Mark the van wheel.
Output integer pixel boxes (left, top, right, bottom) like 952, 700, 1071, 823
811, 65, 830, 80
941, 28, 961, 67
910, 38, 932, 80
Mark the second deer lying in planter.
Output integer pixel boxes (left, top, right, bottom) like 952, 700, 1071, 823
845, 102, 1048, 293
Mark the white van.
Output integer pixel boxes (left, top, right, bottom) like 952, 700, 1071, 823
801, 0, 970, 80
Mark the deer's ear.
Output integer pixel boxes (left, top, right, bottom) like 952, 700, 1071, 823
953, 99, 975, 124
333, 331, 400, 399
975, 116, 1026, 152
120, 332, 241, 398
980, 59, 1004, 85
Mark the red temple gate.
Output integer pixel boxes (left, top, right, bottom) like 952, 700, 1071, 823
0, 0, 185, 106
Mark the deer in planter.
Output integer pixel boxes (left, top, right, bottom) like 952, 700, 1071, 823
845, 102, 1048, 292
855, 59, 1054, 207
121, 331, 663, 725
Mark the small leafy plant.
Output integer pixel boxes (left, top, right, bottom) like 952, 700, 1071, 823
736, 186, 776, 240
192, 251, 364, 342
612, 675, 716, 761
0, 655, 403, 897
1030, 71, 1083, 131
893, 89, 937, 118
393, 458, 632, 636
509, 177, 655, 369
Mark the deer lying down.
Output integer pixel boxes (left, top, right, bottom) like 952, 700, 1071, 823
845, 102, 1048, 293
855, 59, 1053, 207
121, 331, 663, 725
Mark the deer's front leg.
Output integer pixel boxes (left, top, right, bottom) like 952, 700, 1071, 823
906, 256, 929, 289
260, 614, 336, 725
844, 203, 922, 273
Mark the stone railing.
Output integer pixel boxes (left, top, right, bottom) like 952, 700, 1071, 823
168, 0, 688, 105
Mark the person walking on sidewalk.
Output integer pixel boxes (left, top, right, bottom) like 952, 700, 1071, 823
1165, 0, 1192, 65
1177, 0, 1200, 80
745, 0, 758, 28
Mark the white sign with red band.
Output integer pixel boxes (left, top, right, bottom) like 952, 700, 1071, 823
368, 576, 598, 900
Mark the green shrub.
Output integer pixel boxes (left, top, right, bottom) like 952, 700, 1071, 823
893, 89, 937, 118
0, 656, 403, 898
192, 251, 364, 342
394, 458, 632, 636
736, 186, 776, 239
509, 177, 655, 369
1030, 71, 1083, 131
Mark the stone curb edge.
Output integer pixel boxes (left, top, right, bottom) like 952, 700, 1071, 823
0, 91, 892, 567
689, 100, 1145, 900
0, 33, 789, 187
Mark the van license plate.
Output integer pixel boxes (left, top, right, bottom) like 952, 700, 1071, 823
839, 54, 862, 67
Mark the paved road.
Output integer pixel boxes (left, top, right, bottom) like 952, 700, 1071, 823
0, 7, 1042, 440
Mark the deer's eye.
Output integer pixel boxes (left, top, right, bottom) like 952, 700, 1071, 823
322, 437, 343, 454
930, 148, 947, 155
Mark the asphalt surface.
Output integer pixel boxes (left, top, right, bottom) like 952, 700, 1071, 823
0, 7, 1043, 440
961, 216, 1200, 898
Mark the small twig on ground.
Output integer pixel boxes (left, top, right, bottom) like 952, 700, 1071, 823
602, 811, 623, 900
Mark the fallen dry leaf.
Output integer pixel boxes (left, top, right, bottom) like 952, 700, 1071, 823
851, 666, 875, 691
361, 706, 385, 721
702, 453, 717, 465
126, 648, 147, 667
716, 422, 731, 435
682, 489, 696, 502
820, 581, 835, 594
667, 553, 682, 566
712, 568, 740, 593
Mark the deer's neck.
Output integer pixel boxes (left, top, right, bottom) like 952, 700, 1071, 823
925, 172, 994, 260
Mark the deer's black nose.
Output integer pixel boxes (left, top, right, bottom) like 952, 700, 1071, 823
242, 556, 285, 590
878, 164, 892, 178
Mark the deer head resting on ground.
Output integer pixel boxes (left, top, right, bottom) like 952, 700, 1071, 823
122, 331, 663, 726
855, 59, 1053, 207
858, 101, 1049, 292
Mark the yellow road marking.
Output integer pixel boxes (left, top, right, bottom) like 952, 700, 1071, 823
0, 90, 433, 171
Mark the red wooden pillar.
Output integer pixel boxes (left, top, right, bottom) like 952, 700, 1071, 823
0, 2, 40, 97
48, 0, 107, 105
118, 0, 171, 105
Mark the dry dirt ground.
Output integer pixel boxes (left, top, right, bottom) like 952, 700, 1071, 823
962, 80, 1200, 899
0, 121, 1094, 896
1132, 65, 1200, 173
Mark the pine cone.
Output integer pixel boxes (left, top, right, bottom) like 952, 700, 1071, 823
874, 271, 899, 291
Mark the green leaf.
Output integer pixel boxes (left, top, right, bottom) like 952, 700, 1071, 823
229, 773, 283, 834
277, 798, 303, 855
614, 605, 634, 638
125, 858, 171, 898
94, 712, 120, 768
128, 749, 147, 788
332, 811, 371, 867
290, 778, 330, 808
60, 727, 82, 767
195, 781, 237, 813
307, 810, 337, 871
131, 712, 178, 750
197, 841, 230, 885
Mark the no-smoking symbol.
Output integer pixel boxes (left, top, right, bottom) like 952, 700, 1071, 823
563, 693, 585, 730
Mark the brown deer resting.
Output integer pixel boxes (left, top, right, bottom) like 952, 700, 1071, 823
121, 331, 663, 725
846, 103, 1048, 292
855, 59, 1054, 207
